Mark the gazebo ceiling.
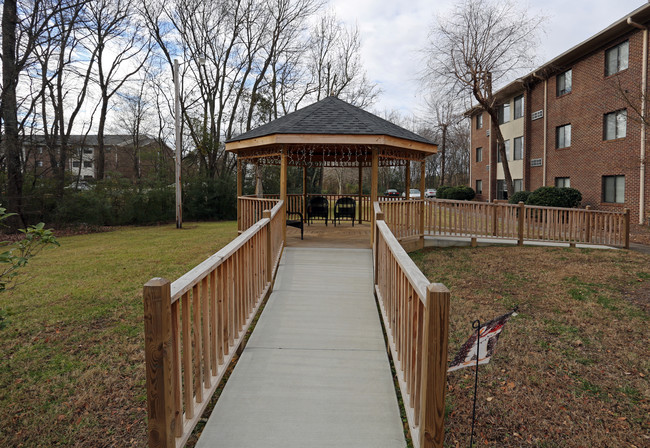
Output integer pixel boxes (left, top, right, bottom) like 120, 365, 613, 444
225, 96, 437, 166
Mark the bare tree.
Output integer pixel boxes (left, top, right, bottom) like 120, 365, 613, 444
425, 0, 543, 197
36, 0, 97, 197
86, 0, 151, 180
1, 0, 73, 226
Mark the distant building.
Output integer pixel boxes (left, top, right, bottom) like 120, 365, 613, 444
468, 4, 650, 224
23, 135, 173, 182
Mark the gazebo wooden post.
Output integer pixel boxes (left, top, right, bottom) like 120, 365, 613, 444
371, 148, 379, 244
420, 160, 426, 249
280, 149, 288, 242
237, 158, 243, 233
405, 161, 410, 199
358, 164, 363, 224
302, 166, 307, 218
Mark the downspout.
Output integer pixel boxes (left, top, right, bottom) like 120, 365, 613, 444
543, 78, 548, 186
488, 114, 492, 200
469, 116, 472, 190
628, 17, 648, 224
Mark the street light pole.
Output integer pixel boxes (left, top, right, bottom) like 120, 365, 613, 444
174, 58, 182, 229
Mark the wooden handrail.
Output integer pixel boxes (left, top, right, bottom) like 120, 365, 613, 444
379, 198, 630, 249
144, 201, 285, 448
373, 204, 450, 448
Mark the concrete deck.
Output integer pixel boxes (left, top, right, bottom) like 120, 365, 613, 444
196, 247, 405, 448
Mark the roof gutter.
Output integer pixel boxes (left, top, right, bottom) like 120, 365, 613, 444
628, 17, 648, 224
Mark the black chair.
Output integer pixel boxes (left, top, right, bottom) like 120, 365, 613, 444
307, 196, 329, 226
334, 197, 356, 226
286, 210, 303, 239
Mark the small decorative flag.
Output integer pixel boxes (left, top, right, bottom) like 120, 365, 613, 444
448, 309, 518, 373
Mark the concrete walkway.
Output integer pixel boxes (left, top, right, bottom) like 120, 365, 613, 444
196, 247, 405, 448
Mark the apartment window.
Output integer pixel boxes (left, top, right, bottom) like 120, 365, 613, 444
557, 69, 572, 96
555, 177, 570, 188
476, 147, 483, 162
497, 140, 510, 162
498, 103, 510, 124
84, 161, 93, 168
602, 175, 625, 203
37, 147, 43, 154
605, 40, 629, 76
496, 180, 508, 200
513, 95, 524, 119
36, 161, 43, 168
83, 148, 93, 154
476, 114, 483, 129
514, 179, 523, 193
604, 109, 627, 140
72, 161, 80, 168
556, 124, 571, 148
513, 136, 523, 160
476, 180, 483, 195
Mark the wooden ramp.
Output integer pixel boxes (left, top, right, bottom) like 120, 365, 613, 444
195, 247, 405, 448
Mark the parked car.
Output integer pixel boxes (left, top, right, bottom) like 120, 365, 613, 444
384, 189, 400, 197
401, 189, 421, 199
424, 188, 437, 198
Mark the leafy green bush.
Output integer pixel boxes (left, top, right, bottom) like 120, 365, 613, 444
440, 185, 476, 201
508, 191, 532, 204
525, 186, 582, 208
436, 185, 452, 199
560, 187, 582, 208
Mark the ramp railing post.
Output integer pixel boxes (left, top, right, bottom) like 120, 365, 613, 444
143, 278, 175, 448
419, 283, 450, 448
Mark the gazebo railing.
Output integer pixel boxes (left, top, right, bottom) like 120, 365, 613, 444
238, 196, 281, 232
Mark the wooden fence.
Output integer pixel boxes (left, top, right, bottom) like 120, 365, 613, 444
380, 198, 630, 248
143, 201, 285, 448
373, 203, 449, 448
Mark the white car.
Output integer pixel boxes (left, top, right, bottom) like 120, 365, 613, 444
401, 189, 421, 199
425, 188, 437, 198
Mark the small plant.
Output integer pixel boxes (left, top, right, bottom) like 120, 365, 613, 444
0, 205, 59, 329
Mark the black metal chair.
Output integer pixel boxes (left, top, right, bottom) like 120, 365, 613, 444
334, 197, 356, 226
286, 210, 304, 239
307, 196, 329, 226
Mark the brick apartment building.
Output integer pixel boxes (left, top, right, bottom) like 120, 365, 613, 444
469, 3, 650, 224
24, 135, 173, 183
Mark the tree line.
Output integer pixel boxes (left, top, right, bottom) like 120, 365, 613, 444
1, 0, 382, 227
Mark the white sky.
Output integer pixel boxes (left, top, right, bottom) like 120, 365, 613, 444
327, 0, 648, 115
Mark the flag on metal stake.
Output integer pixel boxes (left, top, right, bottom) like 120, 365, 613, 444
448, 308, 518, 373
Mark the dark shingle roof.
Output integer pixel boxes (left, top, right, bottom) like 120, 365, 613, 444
227, 96, 434, 145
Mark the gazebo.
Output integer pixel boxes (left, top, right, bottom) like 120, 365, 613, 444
225, 96, 438, 243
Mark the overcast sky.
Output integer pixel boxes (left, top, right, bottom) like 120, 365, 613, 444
327, 0, 648, 116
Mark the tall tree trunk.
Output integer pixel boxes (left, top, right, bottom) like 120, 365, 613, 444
97, 97, 108, 180
2, 0, 24, 229
440, 124, 447, 186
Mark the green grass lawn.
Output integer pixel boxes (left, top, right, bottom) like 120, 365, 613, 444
0, 222, 237, 447
411, 245, 650, 447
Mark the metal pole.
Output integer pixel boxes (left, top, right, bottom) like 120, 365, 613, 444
174, 58, 182, 229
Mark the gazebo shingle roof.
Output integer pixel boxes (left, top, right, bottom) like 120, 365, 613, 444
227, 96, 434, 146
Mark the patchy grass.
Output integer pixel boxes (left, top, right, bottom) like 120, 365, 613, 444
0, 222, 237, 447
411, 245, 650, 448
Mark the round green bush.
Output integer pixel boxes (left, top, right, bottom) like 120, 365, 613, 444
525, 186, 582, 208
445, 186, 476, 201
508, 191, 532, 204
560, 187, 582, 208
436, 185, 452, 199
